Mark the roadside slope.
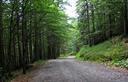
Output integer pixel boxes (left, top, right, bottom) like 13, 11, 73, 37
76, 36, 128, 69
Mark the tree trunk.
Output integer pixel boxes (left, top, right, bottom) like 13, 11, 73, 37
0, 0, 4, 69
124, 0, 128, 35
21, 0, 29, 74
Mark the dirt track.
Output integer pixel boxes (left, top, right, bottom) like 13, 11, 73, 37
12, 57, 128, 82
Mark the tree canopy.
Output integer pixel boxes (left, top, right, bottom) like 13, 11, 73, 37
77, 0, 128, 46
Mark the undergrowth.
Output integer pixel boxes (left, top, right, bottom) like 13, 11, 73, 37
76, 36, 128, 69
33, 60, 46, 66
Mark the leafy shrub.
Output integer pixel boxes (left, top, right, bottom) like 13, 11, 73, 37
113, 59, 128, 69
85, 31, 106, 45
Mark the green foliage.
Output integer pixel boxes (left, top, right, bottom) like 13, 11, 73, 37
34, 60, 46, 66
112, 59, 128, 68
59, 54, 69, 58
0, 0, 72, 79
77, 0, 125, 45
76, 37, 127, 67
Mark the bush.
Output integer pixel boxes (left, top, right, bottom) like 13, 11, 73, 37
113, 59, 128, 69
85, 31, 106, 45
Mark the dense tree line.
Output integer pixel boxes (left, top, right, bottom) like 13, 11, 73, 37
77, 0, 128, 46
0, 0, 69, 81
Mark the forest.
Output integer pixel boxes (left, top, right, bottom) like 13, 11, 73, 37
0, 0, 128, 82
0, 0, 71, 80
76, 0, 128, 67
77, 0, 128, 46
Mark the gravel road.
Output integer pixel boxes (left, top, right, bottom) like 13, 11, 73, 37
12, 56, 128, 82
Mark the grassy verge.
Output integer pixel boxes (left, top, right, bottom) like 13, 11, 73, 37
76, 36, 128, 69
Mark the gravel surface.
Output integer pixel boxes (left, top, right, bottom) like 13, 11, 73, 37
12, 57, 128, 82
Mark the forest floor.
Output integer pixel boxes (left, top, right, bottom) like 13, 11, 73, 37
11, 56, 128, 82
